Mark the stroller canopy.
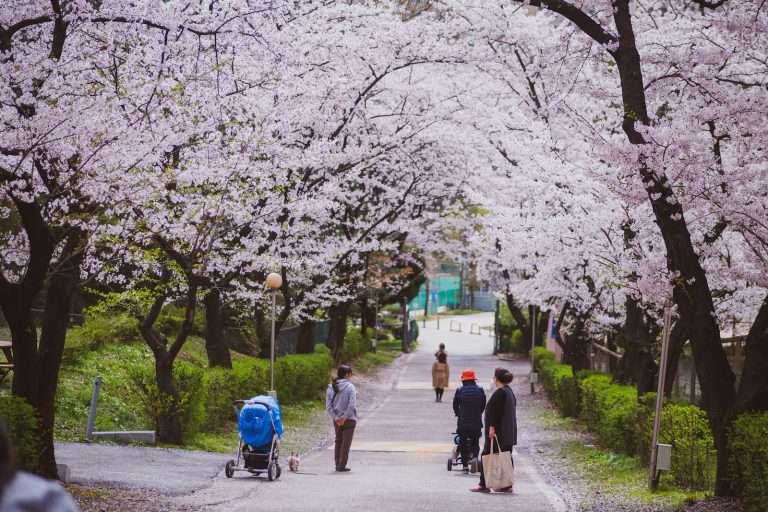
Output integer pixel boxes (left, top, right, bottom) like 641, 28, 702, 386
238, 395, 284, 448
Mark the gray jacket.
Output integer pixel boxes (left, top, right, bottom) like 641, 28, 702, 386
326, 379, 357, 422
0, 471, 80, 511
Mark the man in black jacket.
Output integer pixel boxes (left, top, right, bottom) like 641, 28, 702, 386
452, 369, 486, 473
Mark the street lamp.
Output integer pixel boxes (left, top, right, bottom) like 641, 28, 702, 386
265, 272, 282, 397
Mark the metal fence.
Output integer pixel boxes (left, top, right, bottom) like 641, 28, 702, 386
275, 320, 330, 355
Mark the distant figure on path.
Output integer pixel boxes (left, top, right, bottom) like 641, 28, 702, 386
326, 364, 357, 472
432, 352, 450, 402
434, 342, 447, 360
471, 368, 517, 493
452, 369, 486, 473
0, 424, 80, 511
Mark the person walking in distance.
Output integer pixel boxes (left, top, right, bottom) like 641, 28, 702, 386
434, 342, 447, 360
432, 351, 449, 402
470, 368, 517, 493
326, 364, 357, 472
452, 369, 486, 473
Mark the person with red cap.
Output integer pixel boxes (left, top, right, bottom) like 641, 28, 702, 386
452, 369, 486, 473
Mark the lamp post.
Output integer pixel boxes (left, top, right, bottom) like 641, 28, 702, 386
265, 272, 283, 397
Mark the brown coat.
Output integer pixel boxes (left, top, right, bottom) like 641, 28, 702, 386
432, 362, 450, 389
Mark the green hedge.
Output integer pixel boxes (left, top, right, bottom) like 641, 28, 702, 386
535, 349, 718, 490
129, 361, 206, 443
0, 396, 40, 471
534, 348, 580, 418
729, 412, 768, 512
202, 349, 333, 432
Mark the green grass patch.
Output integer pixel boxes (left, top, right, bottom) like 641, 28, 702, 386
560, 441, 709, 507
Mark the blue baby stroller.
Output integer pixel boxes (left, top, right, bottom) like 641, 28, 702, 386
225, 395, 284, 480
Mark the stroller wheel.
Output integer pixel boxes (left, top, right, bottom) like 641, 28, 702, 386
225, 460, 235, 479
446, 458, 453, 472
275, 464, 282, 480
267, 462, 277, 481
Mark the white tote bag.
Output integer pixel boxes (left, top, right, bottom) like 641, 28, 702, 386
481, 437, 514, 490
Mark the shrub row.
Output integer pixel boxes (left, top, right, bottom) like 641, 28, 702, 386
131, 348, 334, 440
534, 347, 715, 490
0, 396, 40, 471
728, 412, 768, 512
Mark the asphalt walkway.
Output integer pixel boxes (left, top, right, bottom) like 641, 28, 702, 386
181, 313, 566, 511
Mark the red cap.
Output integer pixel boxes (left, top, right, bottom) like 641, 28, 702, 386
460, 369, 477, 381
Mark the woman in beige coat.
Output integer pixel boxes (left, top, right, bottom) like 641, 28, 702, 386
432, 351, 449, 402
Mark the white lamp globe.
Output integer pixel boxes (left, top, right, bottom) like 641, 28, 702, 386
265, 272, 283, 290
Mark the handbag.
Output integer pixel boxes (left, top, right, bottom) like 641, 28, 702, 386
481, 437, 514, 490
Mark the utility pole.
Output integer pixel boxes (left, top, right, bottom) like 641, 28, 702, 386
649, 301, 674, 490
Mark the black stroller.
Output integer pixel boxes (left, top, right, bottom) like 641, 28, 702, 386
446, 432, 479, 473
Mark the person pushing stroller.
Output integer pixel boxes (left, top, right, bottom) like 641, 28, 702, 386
452, 369, 486, 473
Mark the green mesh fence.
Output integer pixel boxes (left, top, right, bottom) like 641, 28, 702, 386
409, 275, 460, 312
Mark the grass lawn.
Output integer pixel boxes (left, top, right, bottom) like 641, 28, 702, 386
53, 331, 403, 454
561, 441, 709, 507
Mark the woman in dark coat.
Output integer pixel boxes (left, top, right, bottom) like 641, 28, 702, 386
470, 368, 517, 493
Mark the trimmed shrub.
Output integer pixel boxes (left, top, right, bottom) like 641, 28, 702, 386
276, 350, 334, 404
729, 412, 768, 512
129, 361, 206, 443
201, 348, 332, 431
579, 374, 640, 454
661, 403, 715, 489
0, 396, 40, 471
533, 346, 555, 371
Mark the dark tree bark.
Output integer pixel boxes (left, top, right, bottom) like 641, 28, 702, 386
423, 279, 430, 317
254, 303, 269, 359
615, 298, 659, 395
735, 297, 768, 412
203, 289, 232, 369
505, 293, 531, 348
664, 318, 691, 398
562, 313, 591, 372
138, 268, 198, 445
296, 320, 316, 354
327, 301, 351, 362
35, 231, 84, 477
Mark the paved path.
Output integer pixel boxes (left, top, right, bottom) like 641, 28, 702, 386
56, 442, 227, 495
180, 313, 566, 511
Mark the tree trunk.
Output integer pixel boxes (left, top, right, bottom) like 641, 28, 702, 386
203, 289, 232, 368
505, 294, 530, 347
424, 279, 430, 317
327, 302, 351, 361
615, 297, 659, 395
664, 319, 691, 398
562, 314, 591, 372
401, 297, 409, 352
296, 320, 316, 354
254, 304, 269, 359
734, 295, 768, 412
5, 304, 40, 408
154, 355, 183, 444
35, 231, 84, 477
